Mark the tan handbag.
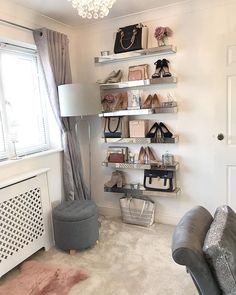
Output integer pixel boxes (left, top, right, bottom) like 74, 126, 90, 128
128, 64, 149, 81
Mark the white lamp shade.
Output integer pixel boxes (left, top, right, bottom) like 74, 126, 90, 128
58, 83, 101, 117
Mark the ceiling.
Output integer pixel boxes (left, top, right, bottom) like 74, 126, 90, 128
10, 0, 183, 27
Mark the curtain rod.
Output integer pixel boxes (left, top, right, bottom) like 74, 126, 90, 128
0, 19, 34, 32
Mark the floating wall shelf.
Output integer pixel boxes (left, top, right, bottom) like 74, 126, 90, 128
102, 161, 179, 171
94, 45, 177, 64
99, 77, 177, 90
103, 135, 179, 144
104, 185, 180, 197
99, 102, 178, 117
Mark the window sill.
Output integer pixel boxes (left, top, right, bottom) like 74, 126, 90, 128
0, 148, 63, 168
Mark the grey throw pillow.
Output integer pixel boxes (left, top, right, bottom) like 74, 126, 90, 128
203, 205, 236, 295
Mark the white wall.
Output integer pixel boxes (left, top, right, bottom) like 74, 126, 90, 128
0, 152, 63, 206
0, 0, 77, 204
74, 0, 236, 224
1, 0, 235, 225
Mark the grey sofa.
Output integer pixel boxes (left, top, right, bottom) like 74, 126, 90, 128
171, 206, 222, 295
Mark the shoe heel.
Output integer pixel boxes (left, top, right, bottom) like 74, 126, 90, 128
162, 59, 172, 77
146, 122, 159, 138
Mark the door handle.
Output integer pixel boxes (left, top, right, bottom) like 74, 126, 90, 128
217, 133, 224, 141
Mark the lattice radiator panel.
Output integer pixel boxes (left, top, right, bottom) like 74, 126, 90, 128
0, 188, 44, 263
0, 169, 51, 278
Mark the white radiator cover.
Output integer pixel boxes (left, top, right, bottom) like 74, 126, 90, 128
0, 169, 52, 277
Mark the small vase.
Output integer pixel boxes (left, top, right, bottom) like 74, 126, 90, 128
158, 37, 168, 47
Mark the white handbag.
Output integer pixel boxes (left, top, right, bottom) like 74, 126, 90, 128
120, 196, 155, 227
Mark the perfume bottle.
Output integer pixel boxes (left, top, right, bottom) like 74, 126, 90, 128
162, 93, 175, 107
162, 151, 174, 166
128, 152, 135, 163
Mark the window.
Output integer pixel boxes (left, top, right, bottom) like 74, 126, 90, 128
0, 43, 51, 160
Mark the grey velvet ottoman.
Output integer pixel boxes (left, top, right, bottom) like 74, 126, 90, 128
52, 200, 99, 254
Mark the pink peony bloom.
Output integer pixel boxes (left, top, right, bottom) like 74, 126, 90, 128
154, 26, 173, 40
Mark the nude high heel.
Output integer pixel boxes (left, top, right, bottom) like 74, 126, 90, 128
138, 146, 147, 164
152, 94, 160, 108
146, 146, 159, 163
142, 94, 152, 109
112, 93, 125, 111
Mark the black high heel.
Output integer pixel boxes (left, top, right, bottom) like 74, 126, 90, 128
159, 122, 173, 138
152, 60, 162, 79
162, 59, 172, 77
146, 122, 159, 138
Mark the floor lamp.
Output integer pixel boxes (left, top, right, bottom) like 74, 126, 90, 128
58, 83, 100, 199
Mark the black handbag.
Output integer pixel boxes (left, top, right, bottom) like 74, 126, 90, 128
114, 24, 148, 54
103, 117, 129, 138
143, 169, 175, 192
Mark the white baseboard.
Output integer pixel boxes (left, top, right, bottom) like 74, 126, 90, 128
157, 212, 181, 226
97, 205, 181, 226
98, 205, 121, 218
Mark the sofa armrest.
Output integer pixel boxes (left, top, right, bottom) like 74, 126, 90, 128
172, 206, 221, 295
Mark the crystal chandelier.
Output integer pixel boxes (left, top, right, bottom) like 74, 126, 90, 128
68, 0, 116, 19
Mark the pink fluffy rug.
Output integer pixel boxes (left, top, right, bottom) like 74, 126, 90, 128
0, 260, 88, 295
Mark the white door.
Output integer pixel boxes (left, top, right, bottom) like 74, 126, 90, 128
215, 34, 236, 210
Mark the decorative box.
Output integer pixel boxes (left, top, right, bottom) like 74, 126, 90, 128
129, 120, 148, 138
127, 90, 143, 110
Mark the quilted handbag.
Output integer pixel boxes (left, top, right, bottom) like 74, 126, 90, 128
114, 23, 148, 54
143, 169, 175, 192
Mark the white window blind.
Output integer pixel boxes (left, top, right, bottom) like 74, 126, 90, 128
0, 43, 50, 159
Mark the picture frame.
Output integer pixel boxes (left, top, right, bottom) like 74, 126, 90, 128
127, 90, 143, 110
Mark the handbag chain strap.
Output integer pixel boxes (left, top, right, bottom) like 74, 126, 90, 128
120, 29, 138, 50
107, 117, 121, 133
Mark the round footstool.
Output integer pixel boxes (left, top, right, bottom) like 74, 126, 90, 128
52, 200, 99, 252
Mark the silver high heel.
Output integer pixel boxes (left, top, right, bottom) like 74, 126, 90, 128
97, 70, 117, 84
107, 70, 123, 83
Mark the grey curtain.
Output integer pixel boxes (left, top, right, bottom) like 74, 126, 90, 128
33, 28, 88, 201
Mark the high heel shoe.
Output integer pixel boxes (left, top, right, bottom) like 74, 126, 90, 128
161, 59, 172, 77
142, 94, 153, 109
146, 122, 159, 138
145, 146, 159, 163
138, 146, 147, 164
108, 70, 123, 83
105, 170, 123, 188
112, 93, 126, 111
159, 122, 173, 138
152, 60, 162, 79
152, 94, 160, 108
97, 70, 117, 84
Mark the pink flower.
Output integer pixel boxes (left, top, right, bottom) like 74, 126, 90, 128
154, 27, 173, 40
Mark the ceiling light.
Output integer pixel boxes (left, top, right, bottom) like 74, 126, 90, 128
68, 0, 116, 19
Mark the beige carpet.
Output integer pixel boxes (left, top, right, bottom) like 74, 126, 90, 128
1, 217, 197, 295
